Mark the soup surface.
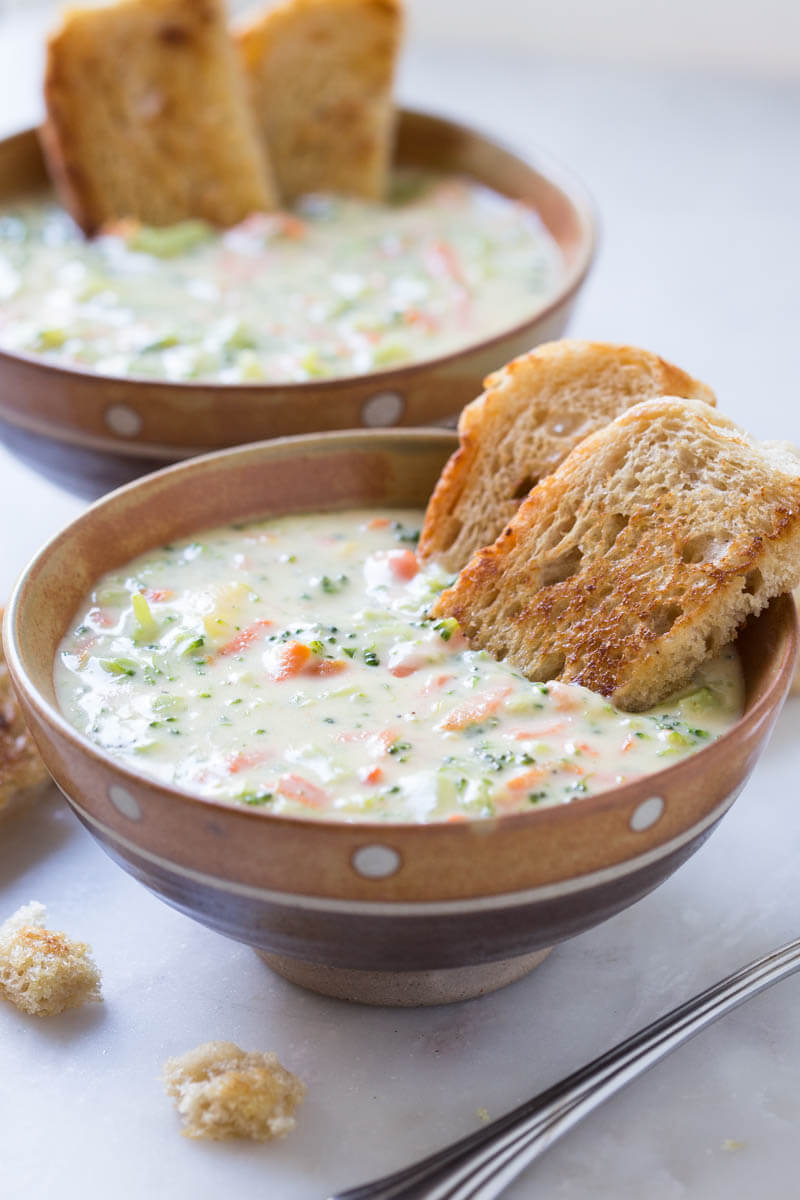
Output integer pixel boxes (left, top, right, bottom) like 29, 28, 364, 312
54, 509, 743, 823
0, 173, 563, 384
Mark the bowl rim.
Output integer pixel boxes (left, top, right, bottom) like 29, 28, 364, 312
5, 427, 797, 842
0, 107, 597, 395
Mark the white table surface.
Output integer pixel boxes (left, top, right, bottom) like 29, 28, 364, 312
1, 31, 800, 1200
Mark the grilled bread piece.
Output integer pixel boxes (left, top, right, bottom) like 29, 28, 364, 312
41, 0, 277, 234
237, 0, 402, 202
418, 340, 716, 572
1, 610, 49, 812
433, 398, 800, 711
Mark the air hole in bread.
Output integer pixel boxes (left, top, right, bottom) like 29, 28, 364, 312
651, 602, 683, 636
704, 632, 716, 652
743, 568, 763, 595
540, 546, 583, 587
603, 512, 629, 550
511, 474, 538, 501
505, 600, 523, 618
680, 533, 730, 564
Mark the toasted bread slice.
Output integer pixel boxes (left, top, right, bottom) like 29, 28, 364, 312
41, 0, 277, 233
418, 340, 716, 572
237, 0, 402, 202
1, 610, 49, 812
433, 398, 800, 711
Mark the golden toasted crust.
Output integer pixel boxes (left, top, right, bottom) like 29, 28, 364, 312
41, 0, 277, 233
434, 398, 800, 711
418, 340, 716, 572
793, 587, 800, 694
0, 610, 49, 812
163, 1041, 306, 1140
237, 0, 402, 201
0, 902, 102, 1016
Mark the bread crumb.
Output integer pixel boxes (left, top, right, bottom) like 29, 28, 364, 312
0, 902, 102, 1016
721, 1138, 745, 1152
476, 1107, 490, 1123
163, 1041, 306, 1141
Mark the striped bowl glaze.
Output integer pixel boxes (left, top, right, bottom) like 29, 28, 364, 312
5, 432, 797, 1005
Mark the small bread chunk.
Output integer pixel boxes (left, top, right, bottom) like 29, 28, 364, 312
1, 610, 49, 812
163, 1041, 306, 1140
0, 902, 102, 1017
419, 340, 716, 572
41, 0, 277, 233
237, 0, 402, 201
433, 398, 800, 711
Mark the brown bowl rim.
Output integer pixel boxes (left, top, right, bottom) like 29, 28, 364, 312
0, 107, 597, 396
5, 428, 796, 844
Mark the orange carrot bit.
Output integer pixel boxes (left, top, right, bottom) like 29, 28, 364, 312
445, 812, 468, 823
551, 686, 580, 713
279, 215, 307, 239
561, 761, 586, 776
513, 722, 566, 740
389, 663, 418, 678
367, 517, 390, 530
309, 658, 348, 677
575, 742, 600, 758
142, 587, 174, 603
277, 773, 328, 808
387, 549, 419, 581
360, 765, 384, 786
621, 734, 636, 754
271, 641, 313, 680
506, 766, 549, 791
88, 606, 115, 628
217, 618, 274, 659
422, 673, 455, 695
226, 749, 269, 775
440, 688, 512, 732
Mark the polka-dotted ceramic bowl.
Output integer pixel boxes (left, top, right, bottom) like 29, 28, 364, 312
0, 110, 594, 462
5, 431, 796, 1006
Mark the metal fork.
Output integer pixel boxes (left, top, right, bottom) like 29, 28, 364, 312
329, 936, 800, 1200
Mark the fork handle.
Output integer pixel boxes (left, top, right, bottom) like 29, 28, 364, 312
329, 936, 800, 1200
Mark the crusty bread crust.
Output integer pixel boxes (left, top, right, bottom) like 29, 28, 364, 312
41, 0, 277, 233
419, 340, 716, 572
434, 398, 800, 711
237, 0, 402, 201
1, 610, 49, 812
163, 1041, 306, 1140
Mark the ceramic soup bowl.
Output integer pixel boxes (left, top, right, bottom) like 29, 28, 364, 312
0, 110, 594, 462
5, 431, 796, 1006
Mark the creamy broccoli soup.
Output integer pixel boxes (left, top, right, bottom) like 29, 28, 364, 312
0, 173, 563, 384
54, 509, 743, 823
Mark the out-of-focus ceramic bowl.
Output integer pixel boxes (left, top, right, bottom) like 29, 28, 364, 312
5, 432, 796, 1006
0, 111, 595, 462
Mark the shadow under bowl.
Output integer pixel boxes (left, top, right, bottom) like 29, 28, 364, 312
5, 431, 796, 1005
0, 109, 595, 484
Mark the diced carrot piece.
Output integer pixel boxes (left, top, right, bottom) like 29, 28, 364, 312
551, 687, 579, 712
440, 688, 512, 732
360, 765, 384, 785
277, 773, 328, 808
309, 658, 348, 677
425, 239, 467, 287
422, 673, 455, 695
621, 734, 636, 754
226, 749, 269, 774
272, 641, 312, 680
389, 663, 417, 678
387, 549, 419, 581
507, 767, 548, 791
513, 723, 566, 740
575, 742, 600, 758
367, 517, 390, 529
142, 587, 174, 603
88, 606, 114, 628
217, 618, 273, 659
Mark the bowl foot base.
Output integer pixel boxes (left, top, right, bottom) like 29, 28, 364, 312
257, 947, 553, 1006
